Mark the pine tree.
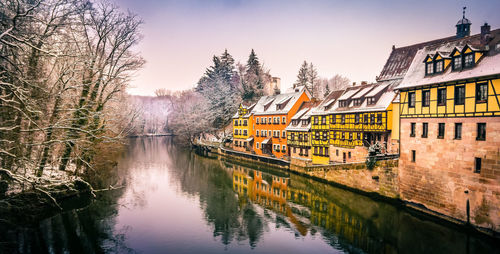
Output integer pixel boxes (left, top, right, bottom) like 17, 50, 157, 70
294, 60, 308, 88
242, 49, 264, 100
324, 81, 331, 98
307, 63, 319, 98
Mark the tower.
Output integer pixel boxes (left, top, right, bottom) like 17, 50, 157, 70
456, 7, 471, 38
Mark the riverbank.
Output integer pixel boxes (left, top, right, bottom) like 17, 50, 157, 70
199, 142, 500, 239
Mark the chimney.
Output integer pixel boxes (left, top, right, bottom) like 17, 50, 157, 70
352, 82, 356, 86
481, 23, 491, 43
361, 81, 367, 85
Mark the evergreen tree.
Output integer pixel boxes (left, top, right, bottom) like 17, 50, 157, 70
241, 49, 265, 101
307, 63, 319, 98
324, 81, 331, 98
294, 60, 309, 88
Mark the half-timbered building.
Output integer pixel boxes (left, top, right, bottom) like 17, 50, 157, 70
232, 102, 256, 152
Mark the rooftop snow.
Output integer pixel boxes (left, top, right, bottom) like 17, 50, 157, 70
351, 86, 374, 99
337, 88, 361, 101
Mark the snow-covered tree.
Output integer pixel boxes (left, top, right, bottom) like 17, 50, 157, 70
294, 61, 309, 89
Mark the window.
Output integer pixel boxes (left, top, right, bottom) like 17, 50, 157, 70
410, 123, 416, 137
290, 132, 294, 140
268, 117, 272, 123
304, 134, 308, 140
322, 132, 327, 141
435, 61, 443, 73
342, 132, 345, 140
256, 142, 259, 149
332, 131, 336, 140
353, 99, 362, 106
315, 132, 320, 140
370, 114, 375, 124
367, 97, 376, 105
282, 130, 286, 138
282, 145, 286, 152
331, 116, 336, 124
454, 123, 462, 140
464, 54, 474, 68
455, 86, 465, 105
476, 82, 488, 103
426, 62, 434, 75
262, 118, 266, 124
321, 116, 326, 124
319, 147, 323, 155
324, 147, 329, 156
243, 130, 247, 136
355, 114, 360, 124
474, 158, 481, 173
364, 114, 368, 124
477, 123, 486, 141
437, 88, 447, 106
341, 115, 345, 124
408, 92, 416, 107
339, 100, 348, 107
336, 149, 339, 156
234, 120, 238, 126
314, 117, 318, 124
256, 118, 259, 124
453, 56, 462, 70
256, 130, 260, 137
349, 132, 353, 141
422, 123, 428, 138
438, 123, 445, 139
282, 116, 286, 124
243, 120, 247, 126
422, 90, 430, 107
377, 114, 382, 124
298, 133, 303, 141
411, 150, 416, 162
348, 152, 351, 158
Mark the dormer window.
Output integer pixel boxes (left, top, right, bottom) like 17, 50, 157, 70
353, 99, 362, 106
367, 97, 376, 105
426, 62, 434, 75
435, 60, 444, 73
464, 53, 474, 68
339, 100, 348, 107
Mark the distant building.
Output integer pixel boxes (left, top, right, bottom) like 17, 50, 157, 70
264, 77, 281, 95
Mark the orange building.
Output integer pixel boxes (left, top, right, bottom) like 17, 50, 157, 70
252, 87, 311, 158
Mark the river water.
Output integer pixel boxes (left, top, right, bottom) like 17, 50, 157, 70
1, 137, 499, 253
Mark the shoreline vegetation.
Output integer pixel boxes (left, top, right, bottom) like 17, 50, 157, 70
1, 0, 142, 223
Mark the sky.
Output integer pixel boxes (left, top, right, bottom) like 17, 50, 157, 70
117, 0, 500, 96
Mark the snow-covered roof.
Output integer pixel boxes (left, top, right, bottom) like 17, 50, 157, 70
365, 82, 391, 97
337, 88, 360, 101
397, 34, 500, 90
291, 108, 309, 120
285, 101, 319, 131
252, 87, 310, 115
351, 86, 374, 99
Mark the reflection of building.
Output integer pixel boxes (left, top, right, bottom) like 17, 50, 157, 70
232, 102, 256, 152
232, 165, 254, 197
285, 100, 321, 166
252, 87, 311, 158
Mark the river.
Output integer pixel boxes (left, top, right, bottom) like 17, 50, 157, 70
1, 137, 498, 253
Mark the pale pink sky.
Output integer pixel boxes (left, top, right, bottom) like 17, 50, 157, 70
117, 0, 500, 96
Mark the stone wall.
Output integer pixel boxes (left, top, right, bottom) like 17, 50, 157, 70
399, 117, 500, 232
290, 159, 399, 199
329, 145, 368, 163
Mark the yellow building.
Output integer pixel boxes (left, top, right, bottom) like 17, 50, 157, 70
310, 84, 399, 165
232, 102, 255, 152
285, 100, 320, 166
396, 22, 500, 231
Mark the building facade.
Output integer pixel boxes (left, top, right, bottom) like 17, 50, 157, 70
232, 102, 255, 152
285, 101, 320, 166
396, 22, 500, 231
252, 87, 311, 158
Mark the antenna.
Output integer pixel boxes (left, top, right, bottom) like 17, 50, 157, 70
463, 6, 466, 19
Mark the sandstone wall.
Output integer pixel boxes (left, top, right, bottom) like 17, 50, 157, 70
290, 159, 399, 199
399, 117, 500, 232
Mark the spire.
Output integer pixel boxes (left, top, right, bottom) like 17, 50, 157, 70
456, 6, 471, 38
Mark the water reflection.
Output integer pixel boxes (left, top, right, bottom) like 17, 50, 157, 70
1, 137, 499, 254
